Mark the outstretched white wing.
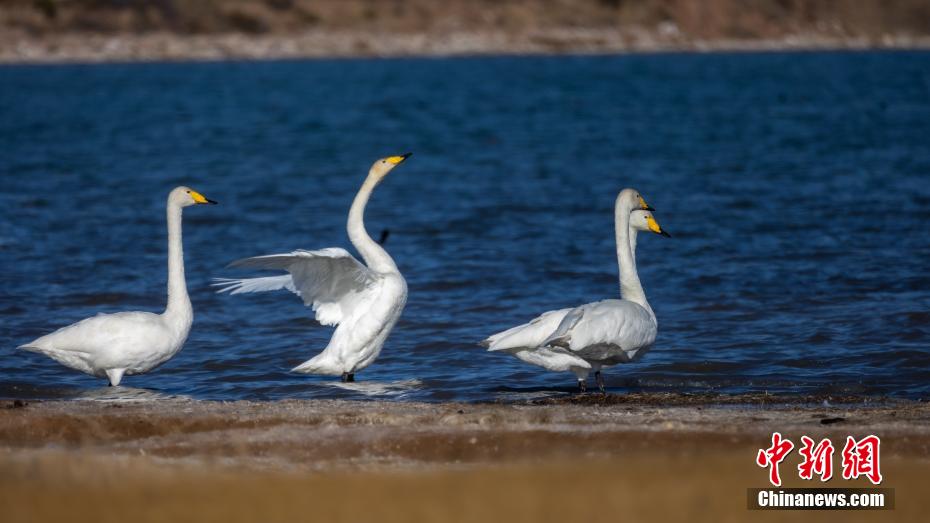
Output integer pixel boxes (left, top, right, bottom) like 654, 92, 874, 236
214, 248, 379, 326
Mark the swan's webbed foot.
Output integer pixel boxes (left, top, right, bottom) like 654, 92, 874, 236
577, 379, 587, 393
341, 372, 355, 383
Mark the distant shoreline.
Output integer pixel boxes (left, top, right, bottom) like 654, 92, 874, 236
3, 30, 930, 65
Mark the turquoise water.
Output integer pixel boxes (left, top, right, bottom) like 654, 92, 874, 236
1, 51, 929, 401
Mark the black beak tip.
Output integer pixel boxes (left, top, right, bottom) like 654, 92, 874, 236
401, 152, 412, 159
660, 230, 671, 238
206, 198, 218, 205
644, 205, 656, 212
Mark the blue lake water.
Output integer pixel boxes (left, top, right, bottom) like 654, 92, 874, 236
1, 51, 929, 402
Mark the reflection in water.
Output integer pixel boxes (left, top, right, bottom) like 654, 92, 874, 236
322, 379, 424, 398
494, 390, 568, 402
74, 386, 192, 403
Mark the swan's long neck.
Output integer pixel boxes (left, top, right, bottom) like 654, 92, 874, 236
615, 202, 654, 318
164, 201, 192, 326
629, 226, 639, 265
347, 174, 398, 273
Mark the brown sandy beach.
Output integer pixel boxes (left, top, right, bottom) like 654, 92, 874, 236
2, 395, 928, 522
2, 0, 930, 63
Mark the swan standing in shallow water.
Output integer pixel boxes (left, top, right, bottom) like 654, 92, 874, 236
214, 154, 411, 382
18, 186, 217, 386
482, 189, 669, 392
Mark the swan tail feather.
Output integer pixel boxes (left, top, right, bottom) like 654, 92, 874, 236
483, 308, 575, 352
291, 353, 345, 376
482, 321, 545, 352
482, 338, 525, 352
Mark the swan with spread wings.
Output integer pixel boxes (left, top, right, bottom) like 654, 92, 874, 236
214, 154, 410, 382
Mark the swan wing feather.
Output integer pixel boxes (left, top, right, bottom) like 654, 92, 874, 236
217, 248, 378, 326
212, 275, 296, 295
540, 307, 585, 348
562, 300, 656, 354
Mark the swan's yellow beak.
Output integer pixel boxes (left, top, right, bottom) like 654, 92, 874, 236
646, 215, 671, 237
638, 195, 655, 212
190, 190, 218, 205
386, 153, 412, 165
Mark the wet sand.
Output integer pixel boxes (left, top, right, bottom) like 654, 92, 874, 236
2, 395, 928, 522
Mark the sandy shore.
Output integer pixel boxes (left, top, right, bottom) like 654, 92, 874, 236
1, 395, 927, 521
3, 30, 930, 64
4, 0, 930, 64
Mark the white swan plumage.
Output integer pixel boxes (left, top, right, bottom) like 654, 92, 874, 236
482, 189, 669, 392
214, 154, 411, 381
18, 186, 217, 386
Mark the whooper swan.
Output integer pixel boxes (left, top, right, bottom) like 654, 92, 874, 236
482, 189, 669, 392
18, 187, 217, 386
215, 154, 412, 382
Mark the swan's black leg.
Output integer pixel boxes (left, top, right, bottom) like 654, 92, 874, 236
577, 379, 587, 393
595, 371, 606, 393
341, 372, 355, 383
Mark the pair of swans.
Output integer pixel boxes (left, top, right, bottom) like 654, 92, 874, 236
19, 155, 668, 393
481, 188, 670, 392
18, 155, 410, 386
